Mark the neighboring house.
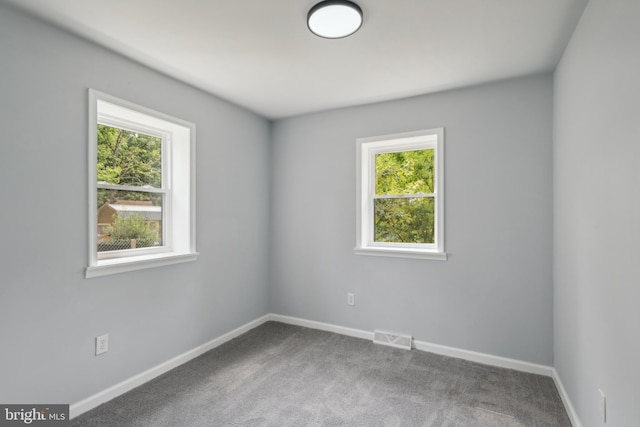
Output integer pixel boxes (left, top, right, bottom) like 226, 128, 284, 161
97, 200, 162, 238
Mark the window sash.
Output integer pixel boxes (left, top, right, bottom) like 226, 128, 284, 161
94, 108, 173, 260
96, 188, 170, 260
366, 143, 438, 249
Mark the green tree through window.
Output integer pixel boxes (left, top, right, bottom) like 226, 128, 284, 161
96, 124, 163, 252
374, 149, 435, 244
97, 124, 162, 207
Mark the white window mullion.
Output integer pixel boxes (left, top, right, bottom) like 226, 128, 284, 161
96, 184, 166, 193
373, 193, 435, 199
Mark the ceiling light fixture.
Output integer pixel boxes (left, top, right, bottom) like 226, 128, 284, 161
307, 0, 363, 39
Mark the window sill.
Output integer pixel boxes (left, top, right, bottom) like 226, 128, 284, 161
86, 252, 198, 278
354, 247, 447, 261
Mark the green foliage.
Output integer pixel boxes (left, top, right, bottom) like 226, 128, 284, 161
104, 213, 158, 243
97, 124, 162, 207
376, 149, 434, 195
375, 198, 434, 244
374, 149, 435, 244
96, 125, 162, 252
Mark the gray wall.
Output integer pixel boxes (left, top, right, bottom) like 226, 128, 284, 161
554, 0, 640, 425
270, 74, 554, 365
0, 4, 271, 403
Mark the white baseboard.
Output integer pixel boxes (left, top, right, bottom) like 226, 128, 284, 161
552, 368, 583, 427
69, 314, 271, 418
268, 314, 373, 341
412, 339, 553, 377
70, 312, 580, 427
270, 314, 553, 377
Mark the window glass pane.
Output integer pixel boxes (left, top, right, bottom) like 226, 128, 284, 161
375, 149, 434, 195
97, 190, 163, 252
97, 124, 162, 188
374, 197, 434, 244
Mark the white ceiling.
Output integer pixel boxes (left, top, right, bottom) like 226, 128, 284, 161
5, 0, 588, 119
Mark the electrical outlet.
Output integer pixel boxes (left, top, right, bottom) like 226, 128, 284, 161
598, 389, 606, 423
347, 293, 355, 306
96, 334, 109, 356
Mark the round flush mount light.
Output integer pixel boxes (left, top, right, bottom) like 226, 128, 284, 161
307, 0, 363, 39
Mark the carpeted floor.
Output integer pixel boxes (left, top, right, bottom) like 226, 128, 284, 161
71, 322, 571, 426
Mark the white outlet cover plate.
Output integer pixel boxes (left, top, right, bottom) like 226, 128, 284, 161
96, 334, 109, 355
347, 293, 355, 306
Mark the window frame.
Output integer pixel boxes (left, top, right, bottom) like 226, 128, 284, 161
355, 128, 446, 260
87, 89, 197, 278
95, 118, 170, 260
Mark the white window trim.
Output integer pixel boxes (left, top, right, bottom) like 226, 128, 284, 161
87, 89, 197, 278
355, 128, 446, 261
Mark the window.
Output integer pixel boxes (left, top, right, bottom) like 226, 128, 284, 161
355, 128, 446, 260
87, 90, 197, 278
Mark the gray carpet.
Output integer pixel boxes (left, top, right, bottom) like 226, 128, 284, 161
71, 322, 571, 426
